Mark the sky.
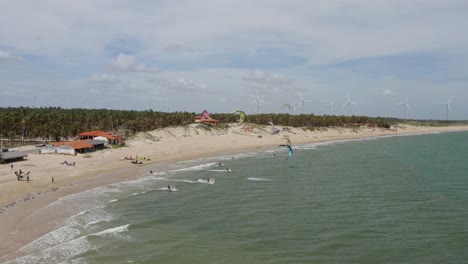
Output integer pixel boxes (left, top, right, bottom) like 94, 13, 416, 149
1, 0, 467, 120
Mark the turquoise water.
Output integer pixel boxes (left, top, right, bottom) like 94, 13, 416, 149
7, 132, 468, 263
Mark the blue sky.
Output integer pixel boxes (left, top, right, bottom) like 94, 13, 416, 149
0, 0, 467, 120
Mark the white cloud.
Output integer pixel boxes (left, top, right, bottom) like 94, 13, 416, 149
110, 53, 160, 73
89, 74, 120, 83
383, 89, 398, 96
242, 69, 293, 86
147, 77, 208, 94
0, 50, 20, 61
172, 79, 208, 93
163, 44, 197, 53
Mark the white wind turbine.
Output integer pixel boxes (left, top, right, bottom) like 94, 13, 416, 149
252, 90, 266, 113
398, 96, 411, 120
297, 95, 312, 114
325, 101, 335, 115
439, 97, 454, 120
342, 94, 358, 115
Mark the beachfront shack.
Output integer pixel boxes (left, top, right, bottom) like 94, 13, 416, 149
86, 140, 106, 150
45, 141, 95, 155
194, 116, 220, 125
0, 150, 29, 163
77, 131, 123, 145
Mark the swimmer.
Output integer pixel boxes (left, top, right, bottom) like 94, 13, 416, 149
167, 185, 171, 190
226, 168, 231, 172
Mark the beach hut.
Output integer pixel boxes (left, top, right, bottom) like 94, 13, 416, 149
57, 144, 75, 155
0, 150, 29, 163
49, 141, 95, 154
86, 140, 106, 150
40, 145, 57, 154
194, 116, 220, 125
77, 131, 123, 145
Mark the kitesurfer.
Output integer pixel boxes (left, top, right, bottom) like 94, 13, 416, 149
167, 185, 171, 190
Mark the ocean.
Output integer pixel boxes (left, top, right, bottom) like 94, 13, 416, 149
5, 131, 468, 263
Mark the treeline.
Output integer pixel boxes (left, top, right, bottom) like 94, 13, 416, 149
211, 113, 395, 128
0, 107, 464, 144
0, 107, 194, 143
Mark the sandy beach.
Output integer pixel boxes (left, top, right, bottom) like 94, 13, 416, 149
1, 123, 467, 259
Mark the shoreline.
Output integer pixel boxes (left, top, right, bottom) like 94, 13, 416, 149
1, 124, 468, 260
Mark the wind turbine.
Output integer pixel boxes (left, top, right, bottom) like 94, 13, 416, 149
297, 95, 312, 114
342, 94, 357, 115
325, 101, 335, 115
439, 97, 453, 120
398, 96, 411, 120
340, 104, 346, 115
252, 90, 266, 113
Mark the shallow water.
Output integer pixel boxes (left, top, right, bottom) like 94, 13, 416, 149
5, 131, 468, 263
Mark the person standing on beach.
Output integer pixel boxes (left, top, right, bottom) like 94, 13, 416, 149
52, 177, 54, 183
11, 164, 13, 169
27, 175, 29, 182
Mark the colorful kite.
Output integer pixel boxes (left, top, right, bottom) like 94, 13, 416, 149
282, 137, 292, 146
279, 144, 293, 157
231, 110, 246, 126
269, 121, 280, 135
200, 110, 210, 122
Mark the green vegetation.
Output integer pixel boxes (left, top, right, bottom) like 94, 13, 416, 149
0, 107, 466, 146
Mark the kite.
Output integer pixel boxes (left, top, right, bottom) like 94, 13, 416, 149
282, 104, 292, 111
200, 109, 210, 122
231, 110, 246, 126
269, 121, 280, 135
279, 144, 293, 157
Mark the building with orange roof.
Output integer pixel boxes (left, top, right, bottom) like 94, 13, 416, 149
77, 131, 123, 144
194, 116, 220, 125
49, 141, 95, 154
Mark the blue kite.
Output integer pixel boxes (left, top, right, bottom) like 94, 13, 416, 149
279, 144, 293, 157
